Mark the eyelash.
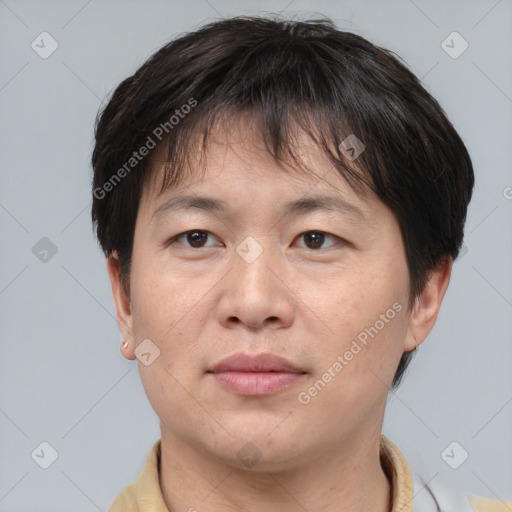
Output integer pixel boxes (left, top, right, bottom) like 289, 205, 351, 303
166, 230, 346, 251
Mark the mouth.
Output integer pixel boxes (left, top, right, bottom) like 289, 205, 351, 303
207, 352, 307, 396
207, 371, 307, 396
208, 351, 305, 373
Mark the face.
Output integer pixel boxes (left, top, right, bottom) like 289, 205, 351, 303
109, 118, 447, 471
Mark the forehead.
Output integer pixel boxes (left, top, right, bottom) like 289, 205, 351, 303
142, 115, 376, 215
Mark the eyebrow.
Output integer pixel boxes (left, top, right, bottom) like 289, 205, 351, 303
151, 194, 367, 222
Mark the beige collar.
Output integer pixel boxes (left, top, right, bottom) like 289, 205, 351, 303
110, 435, 414, 511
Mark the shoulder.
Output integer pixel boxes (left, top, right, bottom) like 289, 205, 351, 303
107, 439, 166, 512
108, 482, 138, 512
380, 436, 511, 512
468, 494, 512, 512
412, 474, 512, 512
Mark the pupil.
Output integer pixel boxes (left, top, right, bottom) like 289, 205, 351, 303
188, 231, 206, 247
307, 232, 324, 249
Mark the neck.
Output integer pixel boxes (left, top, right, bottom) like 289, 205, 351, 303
159, 429, 392, 512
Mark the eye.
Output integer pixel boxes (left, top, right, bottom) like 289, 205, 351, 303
167, 230, 344, 251
167, 230, 220, 249
295, 231, 341, 250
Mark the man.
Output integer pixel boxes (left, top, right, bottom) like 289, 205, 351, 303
91, 15, 509, 512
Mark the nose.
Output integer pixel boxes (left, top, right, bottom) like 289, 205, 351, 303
216, 242, 295, 331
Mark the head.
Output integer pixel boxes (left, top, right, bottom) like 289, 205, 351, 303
92, 15, 473, 465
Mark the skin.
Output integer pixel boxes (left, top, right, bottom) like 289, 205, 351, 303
108, 118, 452, 512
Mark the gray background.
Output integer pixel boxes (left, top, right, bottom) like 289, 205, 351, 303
1, 0, 511, 510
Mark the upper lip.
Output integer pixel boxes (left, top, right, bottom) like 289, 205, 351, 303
208, 352, 305, 373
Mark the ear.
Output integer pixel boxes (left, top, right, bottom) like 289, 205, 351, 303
107, 251, 136, 360
404, 257, 453, 352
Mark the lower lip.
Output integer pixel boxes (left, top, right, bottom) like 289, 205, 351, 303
210, 371, 305, 396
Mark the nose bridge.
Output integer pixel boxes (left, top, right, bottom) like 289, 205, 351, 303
217, 234, 294, 329
233, 234, 279, 295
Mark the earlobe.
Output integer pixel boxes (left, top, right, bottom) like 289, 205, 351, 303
107, 252, 136, 360
404, 258, 453, 352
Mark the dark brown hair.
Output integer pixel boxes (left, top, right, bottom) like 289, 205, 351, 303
91, 15, 474, 388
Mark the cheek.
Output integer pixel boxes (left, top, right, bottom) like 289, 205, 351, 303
129, 254, 211, 380
129, 249, 195, 339
300, 259, 409, 383
307, 261, 405, 332
297, 297, 408, 436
